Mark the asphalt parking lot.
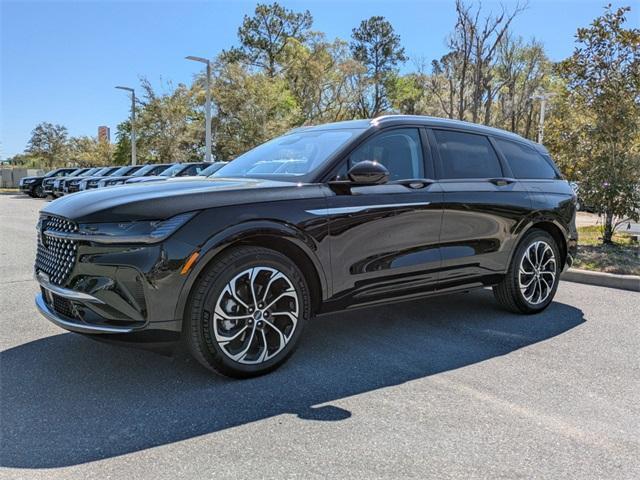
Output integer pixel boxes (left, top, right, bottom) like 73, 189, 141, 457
1, 193, 638, 480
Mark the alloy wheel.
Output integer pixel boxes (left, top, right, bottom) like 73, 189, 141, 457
212, 266, 299, 365
518, 240, 557, 305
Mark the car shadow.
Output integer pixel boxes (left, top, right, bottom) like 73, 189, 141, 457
0, 289, 585, 469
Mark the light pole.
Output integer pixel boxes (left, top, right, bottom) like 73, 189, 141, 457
115, 86, 137, 165
530, 90, 554, 144
186, 56, 212, 162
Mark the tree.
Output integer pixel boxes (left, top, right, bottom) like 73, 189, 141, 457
135, 78, 203, 162
554, 5, 640, 243
431, 1, 525, 123
227, 2, 313, 77
26, 122, 69, 169
350, 16, 407, 117
494, 34, 548, 137
113, 121, 132, 165
67, 136, 112, 167
387, 72, 426, 115
281, 34, 364, 123
212, 60, 299, 159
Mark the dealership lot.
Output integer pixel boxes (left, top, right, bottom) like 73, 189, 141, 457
1, 193, 638, 479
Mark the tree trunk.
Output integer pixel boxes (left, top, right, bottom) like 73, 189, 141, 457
603, 211, 614, 244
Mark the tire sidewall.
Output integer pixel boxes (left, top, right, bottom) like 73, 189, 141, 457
512, 231, 561, 312
191, 248, 310, 377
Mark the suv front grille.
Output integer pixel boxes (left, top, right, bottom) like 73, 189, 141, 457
35, 215, 79, 285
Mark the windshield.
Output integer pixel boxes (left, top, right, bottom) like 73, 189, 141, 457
198, 162, 227, 176
67, 169, 88, 177
131, 164, 160, 177
92, 167, 110, 176
159, 164, 183, 177
212, 128, 364, 180
110, 166, 134, 176
45, 169, 64, 177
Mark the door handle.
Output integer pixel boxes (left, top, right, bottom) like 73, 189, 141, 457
488, 178, 516, 186
390, 178, 435, 189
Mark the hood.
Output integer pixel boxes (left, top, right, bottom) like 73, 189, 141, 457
99, 176, 129, 184
20, 176, 43, 183
42, 177, 326, 223
125, 176, 166, 184
79, 176, 109, 183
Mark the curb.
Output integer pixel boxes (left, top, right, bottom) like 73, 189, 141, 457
561, 268, 640, 292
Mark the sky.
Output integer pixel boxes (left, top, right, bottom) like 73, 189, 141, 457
1, 0, 637, 158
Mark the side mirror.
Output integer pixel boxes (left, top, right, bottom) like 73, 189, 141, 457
347, 161, 389, 185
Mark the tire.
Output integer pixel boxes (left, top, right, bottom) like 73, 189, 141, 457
34, 185, 46, 198
493, 229, 561, 314
184, 246, 310, 378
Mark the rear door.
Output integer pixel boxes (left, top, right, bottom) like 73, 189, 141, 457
429, 128, 532, 284
323, 127, 444, 303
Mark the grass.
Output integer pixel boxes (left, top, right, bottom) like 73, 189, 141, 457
573, 225, 639, 275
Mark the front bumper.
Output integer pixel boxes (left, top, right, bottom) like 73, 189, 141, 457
36, 271, 144, 333
33, 225, 197, 341
36, 291, 135, 334
19, 183, 34, 193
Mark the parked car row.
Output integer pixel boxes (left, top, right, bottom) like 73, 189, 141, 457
19, 161, 227, 198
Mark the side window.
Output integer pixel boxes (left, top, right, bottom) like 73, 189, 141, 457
494, 138, 558, 179
433, 130, 502, 179
349, 128, 424, 181
183, 165, 202, 176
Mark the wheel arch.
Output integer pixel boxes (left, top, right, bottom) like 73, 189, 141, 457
513, 218, 569, 269
174, 220, 329, 325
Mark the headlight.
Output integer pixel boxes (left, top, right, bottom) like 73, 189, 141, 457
72, 212, 198, 244
107, 179, 125, 185
24, 179, 36, 184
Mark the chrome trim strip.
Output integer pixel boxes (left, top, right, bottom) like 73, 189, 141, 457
36, 294, 134, 334
35, 272, 105, 304
43, 230, 156, 245
306, 202, 431, 216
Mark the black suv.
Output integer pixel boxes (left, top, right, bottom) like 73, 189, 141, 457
34, 116, 577, 378
19, 168, 78, 198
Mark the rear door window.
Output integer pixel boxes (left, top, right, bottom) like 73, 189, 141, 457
433, 130, 502, 179
494, 138, 558, 179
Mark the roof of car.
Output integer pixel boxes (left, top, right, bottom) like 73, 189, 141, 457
289, 115, 544, 151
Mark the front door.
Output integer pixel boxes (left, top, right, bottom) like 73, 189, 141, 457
321, 127, 444, 306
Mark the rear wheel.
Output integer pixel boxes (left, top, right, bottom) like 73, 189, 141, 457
184, 246, 310, 378
493, 230, 561, 314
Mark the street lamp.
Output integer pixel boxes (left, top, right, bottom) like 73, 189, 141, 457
115, 86, 137, 165
186, 56, 212, 162
530, 90, 555, 144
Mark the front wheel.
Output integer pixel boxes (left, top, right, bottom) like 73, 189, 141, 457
184, 246, 310, 378
34, 185, 46, 198
493, 230, 561, 314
